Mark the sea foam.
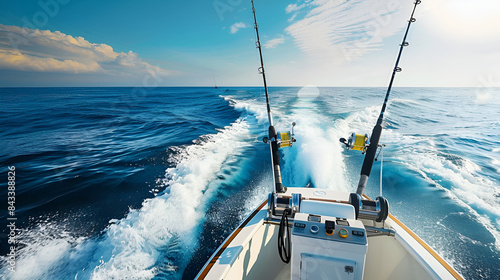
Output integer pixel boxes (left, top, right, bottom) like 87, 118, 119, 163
1, 119, 253, 280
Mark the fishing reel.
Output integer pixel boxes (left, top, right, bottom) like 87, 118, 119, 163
269, 192, 301, 264
263, 122, 297, 148
349, 193, 389, 222
340, 132, 370, 153
267, 192, 301, 219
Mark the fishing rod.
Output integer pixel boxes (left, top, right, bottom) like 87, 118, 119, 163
251, 0, 284, 193
343, 0, 422, 196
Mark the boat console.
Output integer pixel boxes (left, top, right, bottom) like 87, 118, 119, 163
269, 191, 388, 280
291, 213, 367, 280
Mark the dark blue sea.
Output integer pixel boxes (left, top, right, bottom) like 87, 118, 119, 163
0, 87, 499, 279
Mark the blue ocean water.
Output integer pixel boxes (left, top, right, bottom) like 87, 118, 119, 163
0, 87, 499, 279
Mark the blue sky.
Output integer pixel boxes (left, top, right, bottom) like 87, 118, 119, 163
0, 0, 499, 87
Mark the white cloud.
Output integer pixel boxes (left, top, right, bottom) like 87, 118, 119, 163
285, 0, 409, 64
286, 3, 306, 14
264, 35, 285, 49
0, 49, 100, 73
0, 24, 175, 78
230, 22, 248, 34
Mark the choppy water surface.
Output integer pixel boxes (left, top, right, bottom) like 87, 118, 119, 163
0, 87, 498, 279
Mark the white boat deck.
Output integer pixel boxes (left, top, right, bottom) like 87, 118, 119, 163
196, 188, 463, 280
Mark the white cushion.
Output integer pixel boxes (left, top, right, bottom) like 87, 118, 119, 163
300, 200, 355, 219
